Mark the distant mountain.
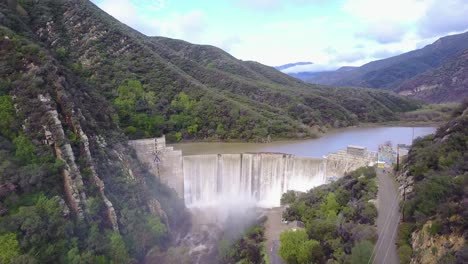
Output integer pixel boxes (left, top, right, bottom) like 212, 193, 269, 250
302, 31, 468, 94
278, 66, 359, 83
288, 71, 323, 81
336, 66, 358, 72
397, 50, 468, 103
274, 61, 313, 71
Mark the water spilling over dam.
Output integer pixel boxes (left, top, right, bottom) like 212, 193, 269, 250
130, 136, 377, 208
183, 153, 326, 207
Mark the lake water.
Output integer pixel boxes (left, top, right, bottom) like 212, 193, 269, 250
170, 126, 437, 157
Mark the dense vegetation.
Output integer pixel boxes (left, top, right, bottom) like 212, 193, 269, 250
281, 166, 378, 263
395, 101, 467, 263
398, 103, 458, 123
218, 219, 267, 264
0, 2, 189, 263
1, 0, 421, 142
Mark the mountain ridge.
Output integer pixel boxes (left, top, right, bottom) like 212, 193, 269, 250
1, 0, 419, 142
397, 50, 468, 103
305, 31, 468, 90
282, 32, 468, 103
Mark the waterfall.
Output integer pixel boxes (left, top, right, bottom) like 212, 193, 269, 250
183, 153, 326, 208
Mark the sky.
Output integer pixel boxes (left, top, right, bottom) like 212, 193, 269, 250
90, 0, 468, 72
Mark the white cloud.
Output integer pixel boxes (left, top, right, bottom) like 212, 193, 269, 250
99, 0, 140, 28
96, 0, 206, 42
332, 50, 367, 63
282, 63, 339, 73
343, 0, 429, 43
343, 0, 429, 24
133, 0, 167, 12
217, 35, 242, 52
355, 22, 406, 44
370, 49, 402, 59
418, 0, 468, 37
236, 0, 324, 11
148, 10, 207, 40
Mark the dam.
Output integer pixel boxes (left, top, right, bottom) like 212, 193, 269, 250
130, 136, 377, 207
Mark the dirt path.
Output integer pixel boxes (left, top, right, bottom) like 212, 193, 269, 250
264, 207, 290, 264
374, 168, 400, 264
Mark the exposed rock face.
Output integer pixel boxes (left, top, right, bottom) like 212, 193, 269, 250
39, 93, 87, 218
38, 72, 119, 230
77, 126, 119, 231
396, 168, 415, 199
148, 198, 171, 234
410, 221, 465, 264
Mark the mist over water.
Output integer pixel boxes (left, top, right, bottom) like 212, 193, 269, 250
183, 153, 326, 208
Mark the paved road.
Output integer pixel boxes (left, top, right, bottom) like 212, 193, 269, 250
374, 168, 400, 264
264, 207, 290, 264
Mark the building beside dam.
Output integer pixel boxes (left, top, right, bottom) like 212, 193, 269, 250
129, 136, 377, 207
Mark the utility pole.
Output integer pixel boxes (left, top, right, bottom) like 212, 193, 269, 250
396, 144, 399, 171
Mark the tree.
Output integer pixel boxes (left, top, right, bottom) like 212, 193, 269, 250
279, 230, 308, 264
351, 240, 373, 264
13, 134, 36, 164
108, 232, 129, 264
320, 193, 340, 219
0, 233, 20, 263
307, 218, 336, 242
146, 216, 167, 242
0, 95, 15, 139
297, 239, 323, 264
398, 244, 412, 264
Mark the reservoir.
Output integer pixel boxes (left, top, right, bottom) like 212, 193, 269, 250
170, 126, 437, 157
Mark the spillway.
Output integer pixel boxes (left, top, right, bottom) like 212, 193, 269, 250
183, 153, 326, 208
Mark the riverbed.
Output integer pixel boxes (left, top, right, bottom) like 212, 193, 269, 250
170, 126, 436, 157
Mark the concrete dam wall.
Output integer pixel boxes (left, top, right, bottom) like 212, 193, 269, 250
129, 137, 377, 207
128, 137, 184, 197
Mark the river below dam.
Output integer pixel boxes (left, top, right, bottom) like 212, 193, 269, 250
170, 126, 437, 157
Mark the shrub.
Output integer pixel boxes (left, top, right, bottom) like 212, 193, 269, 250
398, 244, 413, 264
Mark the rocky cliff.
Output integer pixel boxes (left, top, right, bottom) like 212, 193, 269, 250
0, 1, 189, 262
394, 101, 467, 264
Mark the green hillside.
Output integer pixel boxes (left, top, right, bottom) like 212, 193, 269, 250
2, 0, 419, 142
395, 101, 467, 263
